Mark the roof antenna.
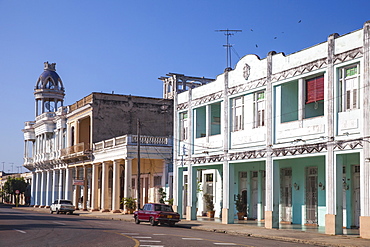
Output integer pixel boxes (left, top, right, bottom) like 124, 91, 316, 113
215, 29, 242, 71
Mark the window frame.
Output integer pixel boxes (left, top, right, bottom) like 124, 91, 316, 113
339, 64, 360, 112
179, 111, 188, 141
254, 91, 265, 128
232, 96, 244, 132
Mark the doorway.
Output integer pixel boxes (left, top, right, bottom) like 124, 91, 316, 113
305, 167, 318, 225
352, 165, 360, 228
280, 168, 292, 223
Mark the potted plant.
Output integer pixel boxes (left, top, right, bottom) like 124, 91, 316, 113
121, 197, 137, 214
234, 194, 246, 220
203, 193, 215, 218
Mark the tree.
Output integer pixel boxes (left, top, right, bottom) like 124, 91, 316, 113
3, 177, 28, 205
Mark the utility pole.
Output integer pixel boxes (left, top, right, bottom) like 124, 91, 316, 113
215, 29, 242, 70
137, 118, 141, 210
1, 162, 4, 172
10, 163, 14, 173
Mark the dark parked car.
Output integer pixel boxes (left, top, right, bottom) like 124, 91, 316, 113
134, 203, 180, 226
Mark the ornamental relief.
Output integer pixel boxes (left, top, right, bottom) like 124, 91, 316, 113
228, 77, 267, 95
270, 57, 327, 83
333, 139, 363, 150
333, 47, 363, 65
177, 102, 188, 110
190, 91, 223, 107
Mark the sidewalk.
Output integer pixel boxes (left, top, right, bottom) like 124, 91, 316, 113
12, 206, 370, 247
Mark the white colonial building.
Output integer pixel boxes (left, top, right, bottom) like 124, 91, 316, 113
161, 21, 370, 238
23, 62, 173, 213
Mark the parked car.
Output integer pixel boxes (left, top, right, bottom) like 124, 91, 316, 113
134, 203, 180, 226
50, 199, 75, 215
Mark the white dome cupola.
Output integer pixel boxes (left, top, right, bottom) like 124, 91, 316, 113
34, 62, 65, 116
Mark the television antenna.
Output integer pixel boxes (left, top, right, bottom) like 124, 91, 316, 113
215, 29, 242, 70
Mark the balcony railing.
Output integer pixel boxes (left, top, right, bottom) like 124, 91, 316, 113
60, 143, 91, 157
94, 134, 171, 151
35, 112, 56, 122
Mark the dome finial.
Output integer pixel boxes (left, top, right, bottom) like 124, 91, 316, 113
44, 61, 56, 71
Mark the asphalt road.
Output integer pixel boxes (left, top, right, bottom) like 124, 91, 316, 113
0, 206, 316, 247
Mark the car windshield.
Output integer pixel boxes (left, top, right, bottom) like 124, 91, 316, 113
154, 205, 174, 212
60, 200, 73, 205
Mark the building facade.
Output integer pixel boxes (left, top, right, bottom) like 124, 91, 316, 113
23, 62, 173, 213
161, 21, 370, 238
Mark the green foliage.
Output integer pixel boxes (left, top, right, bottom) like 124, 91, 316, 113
203, 193, 214, 212
158, 188, 166, 204
3, 177, 27, 195
166, 198, 174, 205
234, 194, 246, 213
121, 197, 137, 210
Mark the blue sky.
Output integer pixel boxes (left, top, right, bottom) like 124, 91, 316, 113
1, 0, 370, 173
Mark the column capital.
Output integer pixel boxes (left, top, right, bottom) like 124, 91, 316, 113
103, 160, 113, 165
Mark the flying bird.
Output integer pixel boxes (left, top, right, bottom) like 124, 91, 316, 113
255, 44, 258, 48
298, 20, 302, 23
250, 29, 253, 31
274, 37, 277, 39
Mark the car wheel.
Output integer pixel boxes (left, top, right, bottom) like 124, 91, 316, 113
150, 217, 157, 226
135, 216, 140, 224
168, 222, 175, 227
50, 209, 53, 214
56, 209, 60, 214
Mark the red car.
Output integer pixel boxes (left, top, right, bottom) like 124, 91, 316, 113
134, 203, 180, 226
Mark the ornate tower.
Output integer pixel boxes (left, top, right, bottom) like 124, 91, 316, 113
34, 62, 65, 116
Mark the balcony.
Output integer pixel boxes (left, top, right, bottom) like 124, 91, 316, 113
35, 112, 56, 122
94, 134, 171, 151
60, 142, 92, 163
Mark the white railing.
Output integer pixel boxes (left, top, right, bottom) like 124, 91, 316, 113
35, 112, 56, 122
94, 134, 171, 151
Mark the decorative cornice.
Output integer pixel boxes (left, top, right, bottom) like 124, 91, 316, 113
177, 102, 188, 110
229, 150, 266, 160
271, 143, 327, 157
333, 139, 363, 150
271, 58, 327, 83
191, 91, 223, 107
333, 47, 363, 65
228, 78, 267, 96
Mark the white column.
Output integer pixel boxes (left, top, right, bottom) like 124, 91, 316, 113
40, 171, 47, 207
46, 170, 52, 206
186, 165, 196, 220
91, 163, 100, 211
34, 172, 40, 206
83, 165, 88, 211
112, 160, 121, 213
64, 168, 73, 201
31, 172, 36, 206
124, 159, 132, 199
73, 167, 81, 209
222, 161, 234, 224
101, 161, 110, 212
360, 21, 370, 239
58, 169, 64, 199
52, 169, 58, 202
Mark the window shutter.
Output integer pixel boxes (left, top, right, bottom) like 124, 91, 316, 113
306, 76, 324, 104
